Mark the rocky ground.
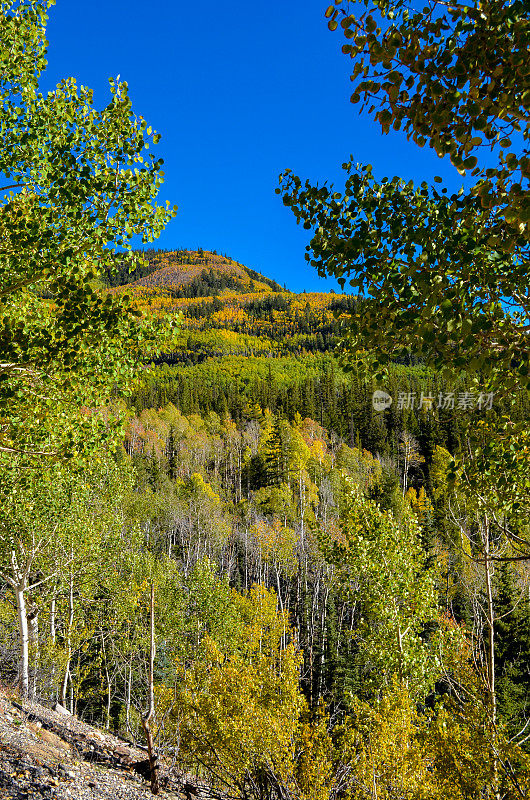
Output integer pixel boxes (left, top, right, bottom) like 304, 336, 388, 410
0, 688, 218, 800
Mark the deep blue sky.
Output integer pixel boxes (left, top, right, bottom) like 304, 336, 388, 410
43, 1, 462, 292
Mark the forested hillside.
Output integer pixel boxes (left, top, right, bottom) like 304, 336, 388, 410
3, 240, 530, 797
112, 252, 530, 790
105, 248, 285, 294
2, 2, 530, 799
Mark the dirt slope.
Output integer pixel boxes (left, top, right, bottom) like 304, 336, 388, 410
0, 689, 216, 800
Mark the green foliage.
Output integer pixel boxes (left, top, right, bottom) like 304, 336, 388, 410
322, 475, 443, 697
161, 583, 306, 798
263, 417, 298, 486
494, 562, 530, 745
280, 0, 530, 398
327, 0, 530, 201
0, 0, 176, 459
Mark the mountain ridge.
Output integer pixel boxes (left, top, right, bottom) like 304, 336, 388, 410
109, 249, 286, 297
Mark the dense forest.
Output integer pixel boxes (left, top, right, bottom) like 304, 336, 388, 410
2, 2, 530, 799
3, 243, 530, 797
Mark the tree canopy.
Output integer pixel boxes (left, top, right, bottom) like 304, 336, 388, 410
0, 0, 176, 460
279, 0, 530, 396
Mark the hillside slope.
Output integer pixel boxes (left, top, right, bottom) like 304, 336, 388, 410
0, 688, 212, 800
110, 248, 355, 365
109, 249, 285, 296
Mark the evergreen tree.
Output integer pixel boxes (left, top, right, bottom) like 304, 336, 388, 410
495, 562, 530, 747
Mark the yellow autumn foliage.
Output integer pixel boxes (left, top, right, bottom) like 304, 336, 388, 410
160, 584, 304, 795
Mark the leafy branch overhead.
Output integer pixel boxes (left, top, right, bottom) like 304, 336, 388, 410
279, 0, 530, 392
0, 0, 177, 459
325, 0, 530, 212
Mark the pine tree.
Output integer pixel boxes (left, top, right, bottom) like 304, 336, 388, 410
263, 418, 294, 487
495, 562, 530, 747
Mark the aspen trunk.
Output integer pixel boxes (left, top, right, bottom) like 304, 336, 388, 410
141, 584, 159, 795
15, 581, 29, 699
50, 597, 56, 703
105, 664, 112, 730
60, 575, 74, 706
484, 527, 496, 726
299, 471, 305, 547
126, 660, 132, 734
483, 520, 500, 800
28, 609, 39, 699
317, 582, 329, 702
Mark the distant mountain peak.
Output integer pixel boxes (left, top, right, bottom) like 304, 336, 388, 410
107, 249, 287, 297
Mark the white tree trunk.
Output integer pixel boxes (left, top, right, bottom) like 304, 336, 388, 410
28, 609, 39, 699
141, 584, 159, 795
15, 582, 29, 699
60, 575, 74, 706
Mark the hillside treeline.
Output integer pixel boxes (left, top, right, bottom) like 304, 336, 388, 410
133, 357, 530, 470
2, 403, 529, 798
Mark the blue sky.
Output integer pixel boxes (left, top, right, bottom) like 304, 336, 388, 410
43, 1, 463, 292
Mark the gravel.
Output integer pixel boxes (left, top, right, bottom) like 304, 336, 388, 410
0, 688, 193, 800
